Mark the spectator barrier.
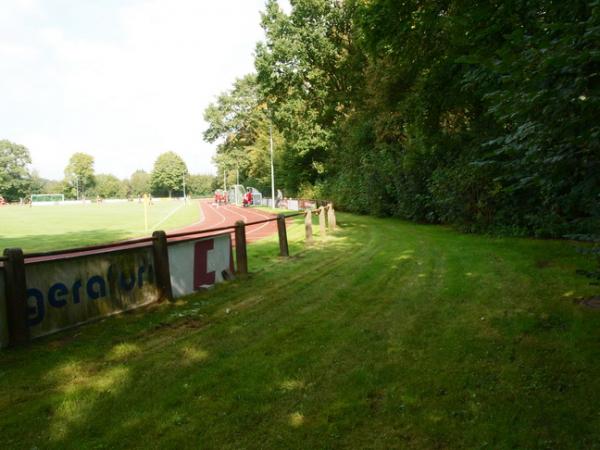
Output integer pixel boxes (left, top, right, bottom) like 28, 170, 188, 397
0, 204, 337, 348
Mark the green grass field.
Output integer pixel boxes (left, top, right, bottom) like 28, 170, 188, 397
1, 212, 599, 448
0, 200, 202, 252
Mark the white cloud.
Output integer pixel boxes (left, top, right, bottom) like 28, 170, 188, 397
0, 0, 273, 179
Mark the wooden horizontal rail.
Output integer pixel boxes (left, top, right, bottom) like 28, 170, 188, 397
5, 212, 306, 265
24, 236, 155, 259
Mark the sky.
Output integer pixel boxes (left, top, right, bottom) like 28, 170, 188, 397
0, 0, 290, 180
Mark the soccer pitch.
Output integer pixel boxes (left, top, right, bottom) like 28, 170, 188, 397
0, 200, 202, 253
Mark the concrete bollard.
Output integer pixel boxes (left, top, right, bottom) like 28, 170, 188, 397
304, 209, 313, 244
319, 207, 327, 238
327, 203, 337, 231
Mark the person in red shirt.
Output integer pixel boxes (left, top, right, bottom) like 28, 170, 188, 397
243, 189, 253, 207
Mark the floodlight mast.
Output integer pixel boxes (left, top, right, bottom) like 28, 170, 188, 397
270, 122, 275, 208
236, 167, 240, 204
183, 173, 187, 202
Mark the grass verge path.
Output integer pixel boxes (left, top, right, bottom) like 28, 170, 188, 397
0, 213, 598, 448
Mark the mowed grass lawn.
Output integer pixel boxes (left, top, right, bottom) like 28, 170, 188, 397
0, 200, 202, 252
0, 212, 599, 448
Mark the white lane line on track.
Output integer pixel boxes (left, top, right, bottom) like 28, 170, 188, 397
223, 205, 273, 236
238, 206, 274, 220
151, 202, 185, 230
206, 201, 228, 227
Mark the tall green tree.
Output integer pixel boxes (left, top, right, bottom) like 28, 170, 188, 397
203, 74, 283, 194
92, 174, 129, 199
207, 0, 598, 237
0, 139, 33, 201
340, 0, 600, 235
42, 180, 66, 195
255, 0, 361, 194
129, 170, 151, 196
29, 171, 47, 196
64, 152, 95, 199
150, 152, 188, 197
186, 174, 216, 196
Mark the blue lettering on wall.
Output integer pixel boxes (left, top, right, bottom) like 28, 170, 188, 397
26, 288, 45, 326
72, 280, 82, 304
119, 270, 136, 291
48, 283, 68, 308
25, 260, 156, 328
137, 265, 146, 288
87, 275, 107, 300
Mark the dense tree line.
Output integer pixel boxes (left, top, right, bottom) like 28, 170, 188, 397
206, 0, 598, 237
0, 143, 216, 201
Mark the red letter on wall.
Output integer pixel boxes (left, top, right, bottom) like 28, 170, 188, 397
194, 239, 215, 290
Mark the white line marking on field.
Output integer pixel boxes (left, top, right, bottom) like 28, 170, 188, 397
151, 202, 185, 230
186, 201, 206, 227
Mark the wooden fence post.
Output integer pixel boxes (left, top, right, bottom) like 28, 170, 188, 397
319, 207, 327, 238
277, 214, 289, 257
3, 248, 30, 345
234, 220, 248, 274
304, 209, 313, 244
327, 203, 337, 231
152, 231, 173, 301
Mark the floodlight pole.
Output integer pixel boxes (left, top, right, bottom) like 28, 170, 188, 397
236, 167, 240, 205
182, 173, 187, 202
76, 176, 80, 201
270, 121, 275, 208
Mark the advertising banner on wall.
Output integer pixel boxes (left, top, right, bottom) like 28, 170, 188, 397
0, 232, 233, 346
168, 233, 232, 298
24, 247, 159, 339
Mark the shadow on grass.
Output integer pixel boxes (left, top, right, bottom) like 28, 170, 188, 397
0, 218, 359, 447
0, 212, 599, 448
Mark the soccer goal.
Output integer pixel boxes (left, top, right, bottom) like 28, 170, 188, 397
31, 194, 65, 205
227, 185, 246, 206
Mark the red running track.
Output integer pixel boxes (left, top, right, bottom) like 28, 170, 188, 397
171, 199, 279, 243
16, 200, 280, 264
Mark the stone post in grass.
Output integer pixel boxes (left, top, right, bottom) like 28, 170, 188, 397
304, 209, 313, 244
319, 207, 327, 238
327, 203, 337, 231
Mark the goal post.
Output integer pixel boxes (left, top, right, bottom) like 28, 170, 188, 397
31, 194, 65, 204
227, 185, 246, 206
